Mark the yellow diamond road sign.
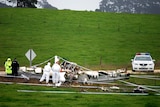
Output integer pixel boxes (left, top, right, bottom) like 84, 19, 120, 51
25, 49, 36, 61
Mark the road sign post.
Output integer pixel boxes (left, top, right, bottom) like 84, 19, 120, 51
25, 49, 36, 67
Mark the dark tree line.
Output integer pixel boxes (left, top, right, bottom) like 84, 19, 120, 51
7, 0, 37, 8
98, 0, 160, 14
17, 0, 37, 8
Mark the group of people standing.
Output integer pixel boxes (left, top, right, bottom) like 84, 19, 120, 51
4, 56, 63, 86
40, 56, 63, 86
4, 58, 19, 76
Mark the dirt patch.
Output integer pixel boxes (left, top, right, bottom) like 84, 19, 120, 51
0, 71, 42, 84
0, 67, 4, 71
0, 76, 40, 83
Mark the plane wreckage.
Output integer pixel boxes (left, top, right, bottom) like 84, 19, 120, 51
1, 56, 160, 94
16, 55, 130, 85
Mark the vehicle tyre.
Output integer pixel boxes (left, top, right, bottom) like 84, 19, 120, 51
132, 69, 135, 72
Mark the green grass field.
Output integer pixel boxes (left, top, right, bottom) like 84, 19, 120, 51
0, 8, 160, 106
0, 83, 160, 107
0, 8, 160, 70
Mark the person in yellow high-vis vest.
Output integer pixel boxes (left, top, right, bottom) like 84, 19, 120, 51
4, 58, 12, 75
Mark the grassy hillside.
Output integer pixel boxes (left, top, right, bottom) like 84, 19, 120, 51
0, 8, 160, 69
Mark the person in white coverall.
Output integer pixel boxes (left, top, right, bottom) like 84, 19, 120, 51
52, 56, 61, 86
40, 62, 51, 84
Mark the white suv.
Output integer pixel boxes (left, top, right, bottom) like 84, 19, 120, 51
131, 53, 155, 72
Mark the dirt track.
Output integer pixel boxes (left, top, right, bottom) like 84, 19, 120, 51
127, 69, 160, 74
0, 71, 42, 84
0, 69, 159, 84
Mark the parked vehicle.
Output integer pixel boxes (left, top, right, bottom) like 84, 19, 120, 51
131, 53, 155, 72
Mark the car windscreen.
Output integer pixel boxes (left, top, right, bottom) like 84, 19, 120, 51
135, 56, 152, 61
